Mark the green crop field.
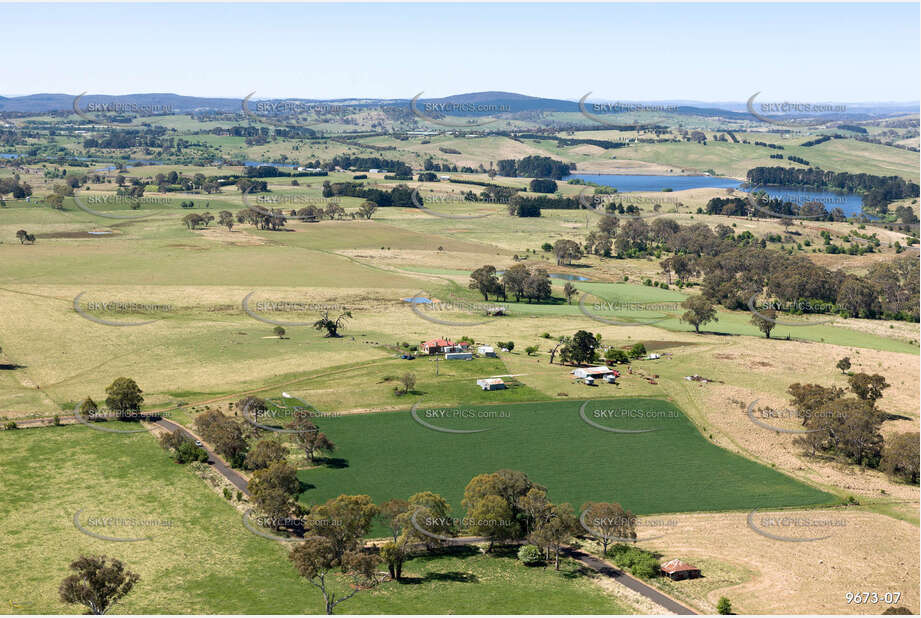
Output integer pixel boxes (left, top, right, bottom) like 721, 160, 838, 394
297, 398, 835, 533
0, 424, 631, 615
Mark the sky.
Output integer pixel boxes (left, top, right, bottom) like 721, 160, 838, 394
1, 2, 918, 102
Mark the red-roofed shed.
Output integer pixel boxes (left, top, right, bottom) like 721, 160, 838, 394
660, 559, 701, 580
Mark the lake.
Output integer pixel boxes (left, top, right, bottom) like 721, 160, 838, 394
565, 173, 740, 192
566, 173, 865, 217
244, 160, 298, 169
739, 185, 865, 218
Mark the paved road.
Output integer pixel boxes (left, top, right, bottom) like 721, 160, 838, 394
154, 418, 250, 497
16, 415, 694, 614
562, 547, 696, 615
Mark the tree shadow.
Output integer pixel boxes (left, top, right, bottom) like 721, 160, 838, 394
398, 571, 479, 585
486, 545, 520, 559
432, 544, 481, 558
0, 363, 25, 370
320, 457, 349, 469
558, 563, 596, 580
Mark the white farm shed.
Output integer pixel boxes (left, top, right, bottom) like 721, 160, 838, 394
477, 346, 497, 357
445, 352, 473, 360
573, 366, 614, 379
476, 378, 506, 391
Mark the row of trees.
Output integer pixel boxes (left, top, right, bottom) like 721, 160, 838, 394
785, 372, 918, 482
468, 264, 552, 303
705, 195, 842, 221
543, 330, 646, 366
271, 469, 638, 613
584, 214, 764, 261
496, 156, 571, 180
576, 210, 917, 321
321, 181, 415, 207
0, 176, 32, 200
746, 166, 919, 212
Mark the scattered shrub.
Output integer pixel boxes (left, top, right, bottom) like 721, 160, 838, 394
518, 545, 544, 566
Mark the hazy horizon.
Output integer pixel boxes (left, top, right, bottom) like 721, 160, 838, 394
1, 91, 918, 106
1, 3, 918, 101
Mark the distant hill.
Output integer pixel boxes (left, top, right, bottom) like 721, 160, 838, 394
0, 91, 916, 120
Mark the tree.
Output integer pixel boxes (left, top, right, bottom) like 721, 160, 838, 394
104, 377, 143, 416
552, 239, 583, 266
59, 555, 140, 615
517, 487, 551, 536
254, 487, 297, 529
249, 460, 300, 502
563, 281, 576, 304
787, 383, 846, 426
379, 538, 408, 581
518, 544, 544, 565
208, 416, 250, 465
565, 330, 597, 365
525, 345, 539, 356
716, 597, 732, 615
530, 503, 579, 570
44, 193, 63, 210
880, 432, 920, 484
273, 325, 286, 338
395, 372, 416, 396
468, 265, 501, 301
629, 343, 647, 359
501, 264, 529, 302
218, 210, 234, 231
16, 229, 33, 244
799, 397, 884, 466
77, 396, 99, 419
325, 203, 345, 220
313, 310, 352, 337
605, 348, 629, 364
358, 200, 377, 220
466, 494, 517, 552
524, 268, 552, 303
182, 213, 204, 229
286, 414, 336, 464
289, 538, 379, 615
529, 178, 557, 193
237, 395, 269, 426
847, 373, 890, 406
836, 357, 851, 374
400, 491, 455, 548
580, 502, 636, 554
461, 469, 544, 546
306, 495, 379, 560
750, 308, 776, 338
378, 499, 411, 543
244, 439, 289, 471
159, 429, 206, 463
680, 295, 718, 334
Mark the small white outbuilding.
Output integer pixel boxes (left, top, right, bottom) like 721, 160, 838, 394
573, 366, 615, 379
476, 378, 506, 391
